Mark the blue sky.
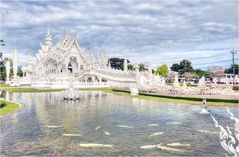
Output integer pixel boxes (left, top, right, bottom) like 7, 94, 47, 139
0, 0, 238, 69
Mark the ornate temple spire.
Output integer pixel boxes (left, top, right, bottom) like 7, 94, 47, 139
45, 26, 53, 47
12, 48, 18, 79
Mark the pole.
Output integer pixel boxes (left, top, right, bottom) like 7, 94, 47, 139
231, 50, 237, 85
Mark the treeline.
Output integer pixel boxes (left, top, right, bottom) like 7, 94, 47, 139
108, 58, 147, 71
109, 58, 238, 78
0, 57, 237, 80
0, 58, 24, 80
168, 59, 238, 77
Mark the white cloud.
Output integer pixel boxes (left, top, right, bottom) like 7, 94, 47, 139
203, 22, 237, 33
0, 0, 238, 69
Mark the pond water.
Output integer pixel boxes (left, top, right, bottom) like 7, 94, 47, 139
0, 91, 238, 156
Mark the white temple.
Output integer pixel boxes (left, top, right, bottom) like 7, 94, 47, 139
15, 29, 155, 88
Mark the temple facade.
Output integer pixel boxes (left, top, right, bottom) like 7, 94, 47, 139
28, 29, 108, 78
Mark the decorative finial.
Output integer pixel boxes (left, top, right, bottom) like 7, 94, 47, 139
47, 25, 50, 36
45, 25, 53, 46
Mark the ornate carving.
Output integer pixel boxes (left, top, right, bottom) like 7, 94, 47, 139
210, 109, 239, 156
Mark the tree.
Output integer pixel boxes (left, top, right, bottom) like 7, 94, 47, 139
194, 69, 213, 78
0, 57, 23, 80
127, 64, 134, 71
225, 64, 239, 74
170, 60, 194, 75
155, 64, 169, 76
109, 58, 130, 70
183, 72, 198, 78
0, 58, 12, 80
139, 64, 147, 71
17, 67, 23, 77
170, 63, 180, 72
179, 59, 194, 74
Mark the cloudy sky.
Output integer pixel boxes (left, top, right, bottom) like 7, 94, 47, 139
0, 0, 238, 69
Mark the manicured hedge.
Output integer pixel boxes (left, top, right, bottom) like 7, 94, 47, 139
233, 86, 239, 91
0, 102, 6, 108
112, 88, 130, 93
112, 89, 239, 104
0, 100, 21, 116
187, 84, 198, 87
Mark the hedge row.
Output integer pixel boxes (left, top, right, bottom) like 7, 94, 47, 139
112, 89, 239, 104
233, 86, 239, 91
0, 102, 6, 108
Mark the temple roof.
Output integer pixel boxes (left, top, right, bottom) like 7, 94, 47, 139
37, 33, 84, 65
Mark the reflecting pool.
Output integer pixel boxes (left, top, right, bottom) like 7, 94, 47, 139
0, 91, 238, 156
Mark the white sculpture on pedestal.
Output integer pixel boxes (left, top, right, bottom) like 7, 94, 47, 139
5, 60, 10, 83
130, 86, 139, 96
183, 80, 187, 88
174, 75, 179, 87
161, 77, 166, 86
124, 58, 128, 72
234, 75, 239, 84
198, 76, 205, 86
64, 79, 80, 101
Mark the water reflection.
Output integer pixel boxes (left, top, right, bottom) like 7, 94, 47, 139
0, 91, 238, 156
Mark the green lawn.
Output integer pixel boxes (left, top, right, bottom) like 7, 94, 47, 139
0, 100, 21, 116
5, 88, 63, 92
0, 83, 63, 92
0, 83, 10, 87
233, 86, 239, 91
81, 88, 239, 106
0, 87, 63, 93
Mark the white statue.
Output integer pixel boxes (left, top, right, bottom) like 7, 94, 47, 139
134, 64, 139, 72
124, 58, 128, 72
161, 77, 166, 86
174, 75, 179, 87
183, 80, 187, 88
234, 75, 239, 84
5, 60, 10, 83
198, 76, 205, 86
130, 86, 139, 96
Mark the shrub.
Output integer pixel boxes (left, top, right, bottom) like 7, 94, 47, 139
233, 86, 239, 91
0, 102, 6, 108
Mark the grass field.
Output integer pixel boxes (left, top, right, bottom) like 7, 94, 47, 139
0, 100, 21, 116
81, 88, 239, 106
0, 84, 63, 92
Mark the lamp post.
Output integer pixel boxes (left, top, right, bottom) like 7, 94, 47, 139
231, 50, 237, 85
